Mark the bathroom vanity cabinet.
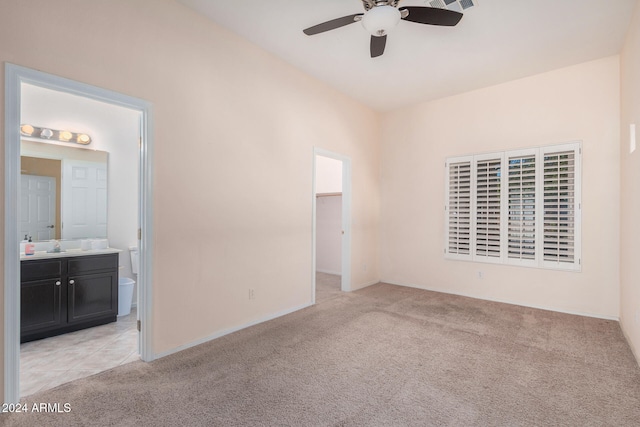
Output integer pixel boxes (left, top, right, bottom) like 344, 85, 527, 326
20, 252, 119, 343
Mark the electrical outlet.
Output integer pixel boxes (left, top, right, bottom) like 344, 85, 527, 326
249, 288, 255, 300
477, 271, 484, 280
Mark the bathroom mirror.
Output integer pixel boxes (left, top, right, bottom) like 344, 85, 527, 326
20, 140, 108, 242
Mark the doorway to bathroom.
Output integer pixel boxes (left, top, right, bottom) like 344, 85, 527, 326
4, 64, 154, 403
312, 148, 352, 304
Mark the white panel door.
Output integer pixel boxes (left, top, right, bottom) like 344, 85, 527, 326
20, 174, 56, 241
62, 160, 108, 239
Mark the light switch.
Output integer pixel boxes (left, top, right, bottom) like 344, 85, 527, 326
631, 124, 637, 154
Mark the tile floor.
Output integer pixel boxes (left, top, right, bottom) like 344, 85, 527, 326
20, 308, 139, 397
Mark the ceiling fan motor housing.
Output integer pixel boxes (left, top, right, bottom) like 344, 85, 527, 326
361, 5, 401, 36
362, 0, 402, 11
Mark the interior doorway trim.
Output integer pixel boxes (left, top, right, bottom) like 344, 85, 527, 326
312, 147, 352, 303
4, 63, 155, 404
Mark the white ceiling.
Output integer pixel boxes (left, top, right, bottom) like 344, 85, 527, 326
176, 0, 637, 112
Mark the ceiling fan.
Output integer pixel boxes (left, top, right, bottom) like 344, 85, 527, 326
303, 0, 463, 58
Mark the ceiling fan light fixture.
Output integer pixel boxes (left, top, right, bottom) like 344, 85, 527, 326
361, 5, 401, 37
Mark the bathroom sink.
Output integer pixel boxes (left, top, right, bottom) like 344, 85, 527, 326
21, 247, 122, 260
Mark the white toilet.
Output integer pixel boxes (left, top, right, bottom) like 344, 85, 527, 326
118, 246, 138, 317
129, 245, 139, 275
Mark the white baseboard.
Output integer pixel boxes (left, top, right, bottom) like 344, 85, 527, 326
380, 279, 620, 321
154, 302, 313, 360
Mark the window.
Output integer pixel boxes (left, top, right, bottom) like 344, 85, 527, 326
542, 149, 578, 267
446, 157, 471, 258
445, 142, 581, 271
475, 155, 502, 261
507, 150, 537, 266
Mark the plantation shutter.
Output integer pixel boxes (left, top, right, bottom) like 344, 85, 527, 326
475, 156, 503, 260
444, 142, 580, 271
445, 158, 472, 259
507, 152, 537, 265
542, 144, 581, 270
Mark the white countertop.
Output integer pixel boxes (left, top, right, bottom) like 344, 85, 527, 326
20, 247, 122, 261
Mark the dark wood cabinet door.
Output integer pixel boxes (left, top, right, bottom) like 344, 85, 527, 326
21, 278, 63, 333
67, 272, 117, 324
21, 253, 118, 342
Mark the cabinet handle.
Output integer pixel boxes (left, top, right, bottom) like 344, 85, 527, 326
69, 280, 75, 285
55, 281, 61, 286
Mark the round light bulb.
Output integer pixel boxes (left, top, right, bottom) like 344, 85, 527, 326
78, 134, 91, 144
361, 5, 401, 37
40, 128, 53, 139
60, 130, 73, 141
20, 124, 35, 136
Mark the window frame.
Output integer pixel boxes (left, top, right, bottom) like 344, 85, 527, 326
444, 142, 581, 272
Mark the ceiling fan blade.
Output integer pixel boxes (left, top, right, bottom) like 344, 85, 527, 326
303, 14, 363, 35
400, 7, 463, 26
370, 35, 387, 58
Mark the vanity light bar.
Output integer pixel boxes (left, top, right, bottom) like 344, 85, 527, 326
20, 124, 92, 145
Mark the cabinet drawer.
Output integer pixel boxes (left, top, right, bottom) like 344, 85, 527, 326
68, 254, 118, 275
21, 259, 63, 282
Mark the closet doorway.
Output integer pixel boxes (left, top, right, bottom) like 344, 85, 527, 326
312, 148, 352, 304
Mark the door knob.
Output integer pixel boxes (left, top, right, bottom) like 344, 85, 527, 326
55, 281, 61, 286
47, 225, 54, 228
69, 280, 75, 285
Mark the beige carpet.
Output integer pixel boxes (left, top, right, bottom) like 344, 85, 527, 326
315, 272, 342, 303
4, 281, 640, 426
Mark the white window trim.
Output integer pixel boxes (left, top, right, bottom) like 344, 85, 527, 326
444, 142, 581, 272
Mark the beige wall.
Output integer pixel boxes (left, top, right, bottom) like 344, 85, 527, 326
620, 0, 640, 361
0, 0, 381, 400
380, 56, 621, 318
316, 195, 342, 275
316, 155, 343, 195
